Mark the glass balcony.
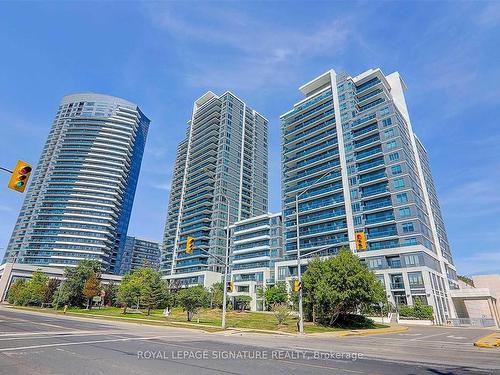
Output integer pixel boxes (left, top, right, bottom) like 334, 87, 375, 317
352, 123, 378, 138
390, 282, 405, 289
283, 89, 332, 120
356, 146, 382, 160
356, 77, 381, 94
354, 134, 380, 149
357, 157, 385, 172
285, 118, 336, 146
284, 129, 336, 153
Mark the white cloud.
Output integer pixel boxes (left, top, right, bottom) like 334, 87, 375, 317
145, 3, 354, 90
149, 181, 171, 191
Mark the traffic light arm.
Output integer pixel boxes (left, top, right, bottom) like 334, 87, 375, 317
195, 246, 229, 267
299, 239, 363, 259
0, 166, 13, 174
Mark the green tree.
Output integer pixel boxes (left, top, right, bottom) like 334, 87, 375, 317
235, 295, 252, 312
302, 257, 326, 323
82, 273, 100, 309
177, 285, 210, 321
137, 268, 164, 315
27, 271, 50, 306
209, 282, 224, 309
53, 260, 101, 308
302, 248, 385, 326
7, 278, 28, 305
117, 273, 142, 314
43, 279, 61, 306
264, 282, 288, 307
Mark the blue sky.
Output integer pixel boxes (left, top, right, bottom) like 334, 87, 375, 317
0, 1, 499, 275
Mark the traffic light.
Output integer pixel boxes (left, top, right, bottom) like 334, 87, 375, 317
293, 280, 302, 292
8, 160, 32, 193
355, 232, 367, 251
226, 281, 234, 292
186, 236, 194, 254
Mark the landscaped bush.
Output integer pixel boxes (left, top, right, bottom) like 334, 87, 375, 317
329, 314, 378, 329
398, 300, 434, 320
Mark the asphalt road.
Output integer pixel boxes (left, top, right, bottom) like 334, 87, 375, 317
0, 307, 498, 375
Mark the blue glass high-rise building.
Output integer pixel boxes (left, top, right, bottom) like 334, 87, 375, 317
2, 93, 150, 273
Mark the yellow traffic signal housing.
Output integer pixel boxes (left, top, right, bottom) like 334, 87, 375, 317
226, 281, 234, 292
8, 160, 32, 193
355, 232, 367, 251
293, 280, 302, 292
186, 236, 194, 254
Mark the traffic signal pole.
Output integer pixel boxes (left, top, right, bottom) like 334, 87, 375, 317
221, 203, 230, 330
0, 166, 13, 174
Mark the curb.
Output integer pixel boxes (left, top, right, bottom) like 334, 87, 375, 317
474, 332, 500, 349
338, 325, 409, 337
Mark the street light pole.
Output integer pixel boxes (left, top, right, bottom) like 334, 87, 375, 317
295, 167, 341, 334
221, 201, 230, 329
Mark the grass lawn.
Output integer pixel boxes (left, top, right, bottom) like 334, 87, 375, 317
22, 306, 386, 334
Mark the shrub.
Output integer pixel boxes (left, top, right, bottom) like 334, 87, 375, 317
272, 303, 291, 326
399, 300, 434, 320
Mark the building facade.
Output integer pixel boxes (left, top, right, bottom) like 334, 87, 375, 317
228, 213, 283, 311
117, 236, 161, 275
279, 69, 457, 324
3, 93, 150, 274
162, 91, 268, 286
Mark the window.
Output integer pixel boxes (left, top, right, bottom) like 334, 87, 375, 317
384, 129, 394, 138
368, 258, 382, 269
402, 222, 415, 232
399, 207, 411, 217
352, 202, 361, 212
391, 165, 402, 175
353, 216, 362, 225
382, 117, 392, 126
393, 178, 405, 188
350, 189, 359, 199
408, 272, 424, 287
389, 152, 400, 161
349, 177, 357, 185
404, 254, 419, 265
404, 237, 418, 246
386, 140, 397, 149
380, 107, 390, 116
396, 193, 408, 203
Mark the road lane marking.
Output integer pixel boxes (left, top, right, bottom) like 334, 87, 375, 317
0, 334, 173, 352
0, 316, 74, 331
0, 331, 130, 341
409, 332, 448, 341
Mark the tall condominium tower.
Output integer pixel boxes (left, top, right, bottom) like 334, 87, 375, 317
3, 93, 150, 273
117, 236, 161, 275
162, 92, 268, 286
279, 69, 457, 324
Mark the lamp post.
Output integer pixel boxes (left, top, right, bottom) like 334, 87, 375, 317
295, 166, 341, 334
221, 198, 231, 329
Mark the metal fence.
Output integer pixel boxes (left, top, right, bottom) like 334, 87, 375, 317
447, 318, 496, 327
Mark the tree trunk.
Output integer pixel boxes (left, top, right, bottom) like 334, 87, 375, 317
147, 306, 151, 316
312, 304, 316, 324
122, 304, 128, 314
187, 311, 192, 321
86, 299, 90, 310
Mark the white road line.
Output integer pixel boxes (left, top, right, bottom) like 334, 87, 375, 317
0, 316, 74, 331
0, 335, 173, 352
409, 332, 448, 341
0, 330, 120, 337
0, 331, 129, 341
